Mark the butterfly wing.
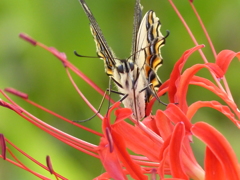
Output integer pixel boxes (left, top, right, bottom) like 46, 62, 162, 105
79, 0, 116, 76
131, 0, 142, 61
133, 10, 167, 101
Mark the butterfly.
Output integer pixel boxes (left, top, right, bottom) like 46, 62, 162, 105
78, 0, 168, 120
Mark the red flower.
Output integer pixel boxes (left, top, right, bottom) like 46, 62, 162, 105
1, 0, 240, 179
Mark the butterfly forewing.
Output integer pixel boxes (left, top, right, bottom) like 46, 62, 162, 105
90, 26, 115, 76
131, 0, 142, 60
79, 0, 116, 77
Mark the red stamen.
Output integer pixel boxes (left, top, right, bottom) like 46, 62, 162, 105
1, 90, 100, 157
0, 134, 6, 160
189, 2, 217, 59
4, 88, 28, 99
151, 168, 157, 180
0, 99, 22, 113
5, 138, 67, 179
46, 156, 54, 174
105, 127, 114, 153
24, 98, 103, 136
19, 33, 37, 46
168, 0, 208, 63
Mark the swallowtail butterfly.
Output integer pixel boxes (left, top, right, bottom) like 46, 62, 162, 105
78, 0, 168, 120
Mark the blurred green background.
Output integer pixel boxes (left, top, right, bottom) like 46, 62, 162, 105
0, 0, 240, 179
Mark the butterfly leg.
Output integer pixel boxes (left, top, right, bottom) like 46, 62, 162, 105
73, 89, 109, 123
73, 78, 113, 123
139, 83, 168, 106
73, 78, 128, 123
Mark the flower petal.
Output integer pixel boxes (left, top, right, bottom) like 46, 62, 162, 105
168, 45, 204, 103
101, 102, 148, 179
177, 63, 224, 113
215, 50, 240, 74
102, 102, 121, 133
190, 76, 240, 125
192, 122, 240, 180
142, 116, 161, 136
204, 147, 225, 180
97, 138, 127, 180
115, 108, 132, 123
162, 178, 188, 180
158, 135, 171, 175
164, 104, 193, 133
155, 110, 174, 140
111, 130, 148, 180
169, 122, 188, 179
112, 121, 161, 161
93, 172, 111, 180
187, 100, 239, 126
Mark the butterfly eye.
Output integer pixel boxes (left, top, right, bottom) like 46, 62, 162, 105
129, 62, 134, 71
117, 64, 124, 73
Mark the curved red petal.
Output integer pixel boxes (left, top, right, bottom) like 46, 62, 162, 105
162, 178, 188, 180
190, 76, 240, 126
169, 122, 188, 179
177, 63, 224, 113
205, 147, 225, 180
192, 122, 240, 180
102, 102, 121, 134
142, 116, 161, 135
187, 101, 239, 126
112, 121, 161, 161
93, 172, 111, 180
97, 138, 127, 180
115, 108, 132, 123
155, 110, 174, 140
168, 45, 204, 103
158, 135, 171, 178
111, 130, 148, 180
164, 104, 193, 133
215, 50, 240, 74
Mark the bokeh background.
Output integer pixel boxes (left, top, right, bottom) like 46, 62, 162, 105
0, 0, 240, 179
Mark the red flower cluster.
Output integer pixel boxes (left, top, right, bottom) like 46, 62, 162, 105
0, 0, 240, 179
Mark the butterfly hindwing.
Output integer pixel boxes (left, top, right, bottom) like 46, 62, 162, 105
134, 10, 166, 101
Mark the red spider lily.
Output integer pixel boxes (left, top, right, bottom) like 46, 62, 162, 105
1, 0, 240, 179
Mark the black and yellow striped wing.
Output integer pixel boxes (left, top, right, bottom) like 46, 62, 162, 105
133, 9, 167, 101
79, 0, 116, 76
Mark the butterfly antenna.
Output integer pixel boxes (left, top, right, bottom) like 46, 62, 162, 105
164, 30, 170, 39
74, 50, 99, 58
